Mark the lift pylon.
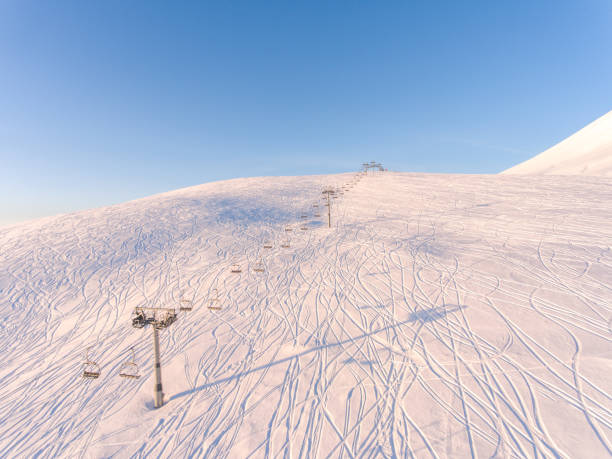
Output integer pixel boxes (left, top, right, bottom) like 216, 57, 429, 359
322, 187, 335, 228
129, 306, 179, 408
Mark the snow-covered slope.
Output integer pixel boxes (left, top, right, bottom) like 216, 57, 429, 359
502, 110, 612, 176
1, 172, 611, 458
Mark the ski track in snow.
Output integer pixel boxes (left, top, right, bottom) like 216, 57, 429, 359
0, 172, 611, 458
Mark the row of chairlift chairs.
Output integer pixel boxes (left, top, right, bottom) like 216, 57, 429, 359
258, 186, 356, 255
230, 259, 265, 274
82, 346, 141, 380
229, 202, 323, 275
84, 179, 362, 381
222, 177, 364, 323
267, 176, 363, 259
83, 174, 364, 381
148, 180, 357, 323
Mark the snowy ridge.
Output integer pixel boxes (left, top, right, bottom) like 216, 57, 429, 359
1, 172, 611, 457
502, 110, 612, 176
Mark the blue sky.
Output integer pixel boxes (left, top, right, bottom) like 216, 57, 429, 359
1, 1, 611, 225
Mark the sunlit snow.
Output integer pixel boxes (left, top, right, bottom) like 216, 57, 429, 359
1, 171, 611, 457
502, 110, 612, 176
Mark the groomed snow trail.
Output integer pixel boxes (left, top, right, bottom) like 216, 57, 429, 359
0, 172, 611, 458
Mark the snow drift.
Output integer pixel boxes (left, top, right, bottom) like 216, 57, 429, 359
502, 110, 612, 176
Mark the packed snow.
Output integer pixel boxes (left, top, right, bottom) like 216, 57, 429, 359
502, 110, 612, 176
0, 171, 611, 458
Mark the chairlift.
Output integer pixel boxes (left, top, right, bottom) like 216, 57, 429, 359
300, 224, 308, 231
179, 297, 193, 311
230, 263, 242, 273
285, 226, 293, 232
263, 241, 273, 249
154, 309, 177, 329
314, 212, 321, 217
82, 347, 101, 379
281, 238, 291, 248
300, 214, 308, 219
253, 260, 265, 273
208, 288, 221, 310
119, 347, 141, 379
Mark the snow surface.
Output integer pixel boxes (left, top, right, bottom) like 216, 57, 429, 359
502, 110, 612, 176
1, 171, 611, 458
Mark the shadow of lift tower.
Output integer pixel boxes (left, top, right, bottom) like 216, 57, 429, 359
131, 307, 179, 408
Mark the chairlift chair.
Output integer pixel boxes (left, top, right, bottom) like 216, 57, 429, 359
263, 241, 273, 249
281, 238, 291, 248
314, 212, 321, 217
285, 226, 292, 232
208, 288, 221, 310
180, 297, 193, 311
230, 263, 242, 273
253, 260, 265, 273
119, 347, 141, 379
82, 347, 101, 379
300, 224, 308, 231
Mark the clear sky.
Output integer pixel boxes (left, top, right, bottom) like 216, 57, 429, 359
1, 0, 611, 225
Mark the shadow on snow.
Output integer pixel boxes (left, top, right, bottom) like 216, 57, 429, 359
169, 304, 465, 402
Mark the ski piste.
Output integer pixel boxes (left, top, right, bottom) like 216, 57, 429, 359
1, 170, 611, 457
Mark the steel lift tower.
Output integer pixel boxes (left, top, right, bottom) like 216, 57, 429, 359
321, 186, 337, 228
131, 307, 178, 408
